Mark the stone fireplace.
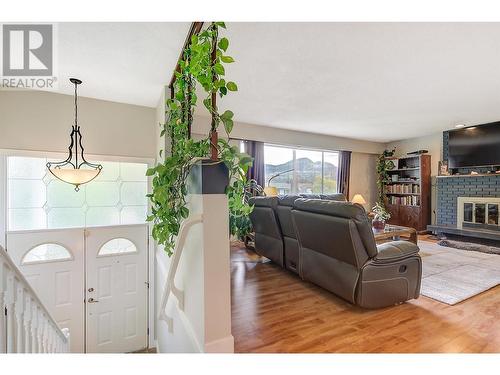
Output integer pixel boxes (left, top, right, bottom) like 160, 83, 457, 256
428, 130, 500, 241
457, 197, 500, 231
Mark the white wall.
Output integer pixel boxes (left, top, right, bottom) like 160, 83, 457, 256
385, 132, 443, 177
0, 156, 5, 248
0, 90, 156, 159
349, 152, 378, 210
192, 116, 385, 154
155, 87, 169, 161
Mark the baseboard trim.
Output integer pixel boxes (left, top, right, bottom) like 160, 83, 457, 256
204, 335, 235, 353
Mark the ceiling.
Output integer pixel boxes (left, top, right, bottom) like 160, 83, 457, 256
55, 22, 500, 143
56, 22, 189, 107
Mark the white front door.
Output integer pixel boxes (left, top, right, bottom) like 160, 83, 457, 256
6, 228, 85, 353
6, 224, 149, 353
85, 225, 148, 353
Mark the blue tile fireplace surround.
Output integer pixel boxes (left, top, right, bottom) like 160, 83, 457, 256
429, 131, 500, 241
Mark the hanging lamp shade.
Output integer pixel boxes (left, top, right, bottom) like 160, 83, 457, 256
47, 78, 102, 191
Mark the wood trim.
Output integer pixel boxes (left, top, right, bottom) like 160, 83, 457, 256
168, 22, 204, 89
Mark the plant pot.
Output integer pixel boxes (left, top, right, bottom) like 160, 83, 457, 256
372, 220, 386, 230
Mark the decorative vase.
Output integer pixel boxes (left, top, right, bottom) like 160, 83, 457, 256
372, 219, 386, 230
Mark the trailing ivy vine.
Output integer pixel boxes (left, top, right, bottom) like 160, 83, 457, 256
146, 22, 253, 256
376, 148, 396, 208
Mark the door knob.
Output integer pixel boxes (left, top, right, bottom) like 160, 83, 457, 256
88, 287, 94, 292
88, 298, 99, 303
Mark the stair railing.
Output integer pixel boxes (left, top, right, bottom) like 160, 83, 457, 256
0, 245, 70, 353
158, 213, 203, 333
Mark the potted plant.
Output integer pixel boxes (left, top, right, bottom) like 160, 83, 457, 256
147, 22, 254, 256
372, 202, 391, 230
375, 147, 396, 209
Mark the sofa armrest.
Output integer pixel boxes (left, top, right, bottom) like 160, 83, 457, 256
374, 241, 420, 263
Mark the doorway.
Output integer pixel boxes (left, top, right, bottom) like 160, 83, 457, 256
6, 224, 149, 353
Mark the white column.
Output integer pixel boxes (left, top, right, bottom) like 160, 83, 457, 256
36, 311, 44, 353
42, 317, 48, 353
0, 259, 7, 353
31, 305, 39, 353
156, 160, 234, 353
15, 283, 25, 353
201, 192, 233, 353
5, 271, 16, 353
23, 293, 32, 353
62, 328, 70, 353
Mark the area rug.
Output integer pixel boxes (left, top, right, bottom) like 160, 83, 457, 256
418, 241, 500, 305
437, 239, 500, 255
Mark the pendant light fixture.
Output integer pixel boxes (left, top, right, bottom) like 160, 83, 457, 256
47, 78, 102, 191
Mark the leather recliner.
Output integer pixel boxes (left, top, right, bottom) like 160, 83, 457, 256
248, 196, 284, 266
276, 193, 347, 274
292, 199, 422, 308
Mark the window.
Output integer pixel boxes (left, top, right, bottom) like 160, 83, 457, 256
264, 145, 339, 195
98, 238, 137, 257
7, 156, 149, 231
22, 243, 72, 265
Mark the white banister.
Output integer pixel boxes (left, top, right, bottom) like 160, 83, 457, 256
0, 245, 70, 353
158, 213, 203, 333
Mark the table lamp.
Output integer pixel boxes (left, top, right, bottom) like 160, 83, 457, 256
352, 194, 367, 206
263, 186, 278, 196
264, 168, 294, 197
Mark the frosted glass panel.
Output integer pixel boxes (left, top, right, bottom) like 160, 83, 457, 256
86, 182, 120, 206
86, 207, 120, 226
95, 161, 120, 182
48, 208, 85, 228
8, 180, 46, 208
47, 180, 85, 208
121, 163, 147, 182
121, 182, 147, 206
9, 208, 47, 230
8, 157, 148, 230
98, 238, 137, 256
22, 243, 72, 264
121, 206, 147, 224
8, 157, 47, 179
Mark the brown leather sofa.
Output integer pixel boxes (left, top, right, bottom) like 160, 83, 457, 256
292, 199, 422, 308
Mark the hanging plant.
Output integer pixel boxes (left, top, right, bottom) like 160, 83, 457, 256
147, 22, 253, 256
376, 148, 396, 208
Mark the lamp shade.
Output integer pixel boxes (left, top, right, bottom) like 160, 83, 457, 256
351, 194, 367, 205
49, 167, 101, 188
263, 186, 278, 196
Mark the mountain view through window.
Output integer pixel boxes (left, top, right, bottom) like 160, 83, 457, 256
264, 145, 339, 195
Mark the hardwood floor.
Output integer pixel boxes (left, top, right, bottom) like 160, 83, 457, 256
230, 238, 500, 353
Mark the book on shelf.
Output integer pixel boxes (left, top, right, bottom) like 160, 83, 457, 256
388, 195, 420, 206
385, 184, 420, 194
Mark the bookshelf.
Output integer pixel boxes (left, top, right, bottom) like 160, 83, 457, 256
384, 154, 431, 232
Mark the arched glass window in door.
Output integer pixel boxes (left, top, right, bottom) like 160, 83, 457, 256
98, 238, 138, 257
22, 243, 73, 265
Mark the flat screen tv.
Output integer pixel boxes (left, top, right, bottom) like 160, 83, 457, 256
448, 121, 500, 169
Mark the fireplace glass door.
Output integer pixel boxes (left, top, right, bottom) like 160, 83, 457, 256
488, 204, 499, 225
475, 203, 486, 224
463, 203, 473, 223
